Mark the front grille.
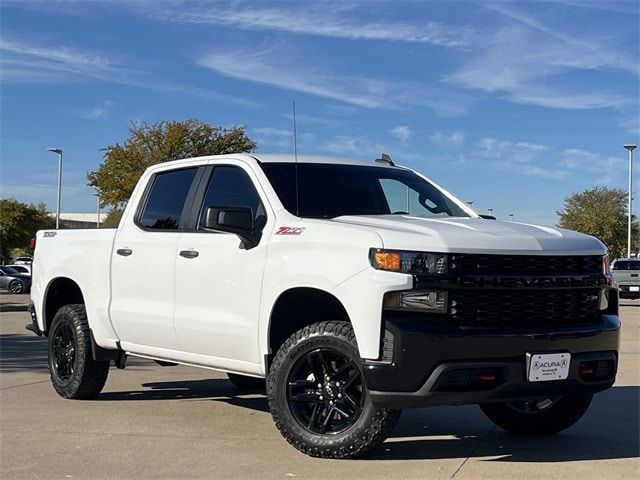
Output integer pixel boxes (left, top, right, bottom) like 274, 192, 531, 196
449, 288, 601, 328
451, 254, 602, 275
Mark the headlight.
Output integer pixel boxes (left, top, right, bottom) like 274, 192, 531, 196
370, 249, 448, 275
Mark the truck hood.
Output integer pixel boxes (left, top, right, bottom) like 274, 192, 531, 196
331, 215, 606, 255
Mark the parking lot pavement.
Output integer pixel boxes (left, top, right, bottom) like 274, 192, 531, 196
0, 291, 30, 312
1, 304, 638, 480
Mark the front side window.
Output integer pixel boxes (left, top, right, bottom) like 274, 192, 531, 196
198, 166, 265, 229
139, 168, 197, 230
260, 163, 468, 219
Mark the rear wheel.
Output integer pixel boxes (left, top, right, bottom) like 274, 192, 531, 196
227, 373, 265, 391
48, 304, 110, 399
267, 321, 401, 458
8, 279, 23, 294
480, 393, 592, 435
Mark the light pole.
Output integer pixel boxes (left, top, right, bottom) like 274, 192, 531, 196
508, 213, 514, 221
625, 144, 637, 258
47, 148, 63, 229
487, 208, 494, 217
465, 201, 474, 207
95, 191, 101, 229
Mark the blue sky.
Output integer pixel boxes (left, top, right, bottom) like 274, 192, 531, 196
1, 0, 638, 226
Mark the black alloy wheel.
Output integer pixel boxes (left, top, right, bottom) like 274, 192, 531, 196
287, 347, 364, 435
51, 322, 76, 383
267, 321, 401, 458
480, 392, 593, 435
47, 304, 110, 399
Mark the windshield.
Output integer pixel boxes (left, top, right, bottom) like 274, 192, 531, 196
260, 163, 469, 219
613, 260, 640, 271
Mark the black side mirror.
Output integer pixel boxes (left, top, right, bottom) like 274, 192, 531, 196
203, 206, 262, 249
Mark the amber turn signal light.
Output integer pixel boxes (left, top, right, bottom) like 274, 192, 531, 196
374, 251, 402, 271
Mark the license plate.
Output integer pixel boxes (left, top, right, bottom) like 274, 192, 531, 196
630, 286, 639, 292
527, 353, 571, 382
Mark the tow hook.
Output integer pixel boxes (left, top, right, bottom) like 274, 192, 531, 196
115, 352, 127, 369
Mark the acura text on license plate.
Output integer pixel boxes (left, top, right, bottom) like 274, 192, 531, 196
526, 353, 571, 382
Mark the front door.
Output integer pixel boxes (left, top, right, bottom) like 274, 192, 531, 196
173, 164, 269, 369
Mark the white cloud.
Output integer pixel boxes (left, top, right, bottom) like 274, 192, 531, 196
146, 2, 474, 48
198, 46, 470, 115
446, 3, 636, 110
559, 148, 626, 185
475, 137, 567, 179
0, 36, 257, 107
431, 131, 465, 147
84, 100, 115, 120
251, 127, 314, 150
391, 126, 411, 143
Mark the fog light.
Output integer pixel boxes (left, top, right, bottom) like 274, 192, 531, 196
383, 290, 448, 313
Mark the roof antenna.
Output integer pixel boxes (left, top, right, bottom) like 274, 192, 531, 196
375, 153, 395, 166
293, 101, 300, 216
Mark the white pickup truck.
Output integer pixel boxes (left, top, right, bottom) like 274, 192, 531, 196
28, 153, 620, 458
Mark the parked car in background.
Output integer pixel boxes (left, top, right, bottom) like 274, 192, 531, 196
612, 258, 640, 298
13, 257, 33, 265
6, 264, 31, 275
0, 266, 32, 293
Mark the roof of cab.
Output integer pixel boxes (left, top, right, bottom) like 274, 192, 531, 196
146, 153, 400, 172
250, 153, 398, 168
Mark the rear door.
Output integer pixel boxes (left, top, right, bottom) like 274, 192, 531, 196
110, 166, 201, 350
173, 163, 270, 369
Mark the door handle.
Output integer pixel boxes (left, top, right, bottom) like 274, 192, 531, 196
179, 250, 199, 259
116, 248, 133, 257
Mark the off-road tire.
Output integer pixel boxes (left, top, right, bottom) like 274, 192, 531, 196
48, 304, 110, 399
227, 373, 266, 391
480, 393, 593, 435
267, 320, 401, 458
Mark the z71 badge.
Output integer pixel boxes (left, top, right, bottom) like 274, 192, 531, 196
43, 231, 57, 238
275, 226, 306, 235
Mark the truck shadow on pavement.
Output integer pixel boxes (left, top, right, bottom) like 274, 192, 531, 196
98, 378, 639, 463
3, 332, 638, 463
0, 333, 48, 372
363, 385, 640, 462
98, 378, 271, 412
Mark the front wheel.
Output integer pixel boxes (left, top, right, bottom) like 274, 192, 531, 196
48, 304, 110, 399
480, 393, 592, 435
267, 321, 401, 458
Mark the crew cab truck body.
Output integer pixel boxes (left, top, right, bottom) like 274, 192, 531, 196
28, 154, 620, 458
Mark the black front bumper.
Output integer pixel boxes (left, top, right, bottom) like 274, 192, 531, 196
364, 313, 620, 409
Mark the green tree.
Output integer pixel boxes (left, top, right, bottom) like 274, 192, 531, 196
88, 119, 257, 209
102, 209, 124, 228
0, 199, 54, 263
557, 187, 637, 259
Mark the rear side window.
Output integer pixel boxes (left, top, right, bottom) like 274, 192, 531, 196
139, 168, 197, 230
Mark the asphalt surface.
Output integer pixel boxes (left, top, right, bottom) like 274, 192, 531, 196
1, 291, 638, 479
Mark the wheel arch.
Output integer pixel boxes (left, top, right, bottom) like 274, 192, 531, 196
267, 287, 350, 364
43, 277, 85, 334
